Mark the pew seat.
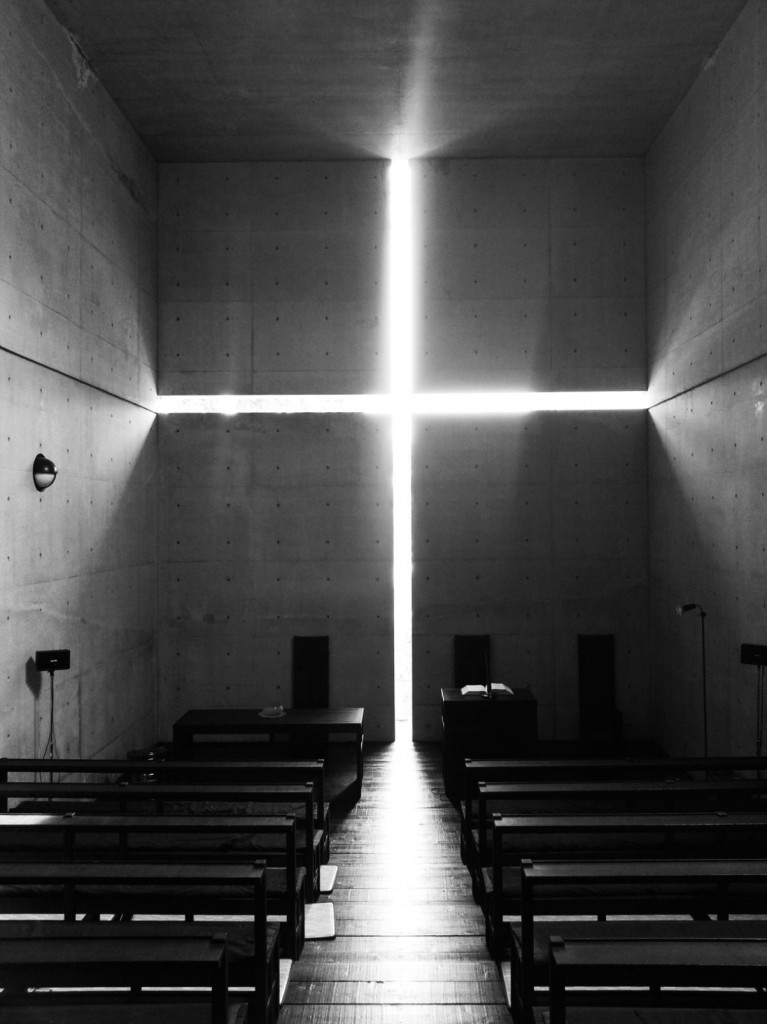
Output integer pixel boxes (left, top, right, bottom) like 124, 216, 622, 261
485, 811, 767, 957
534, 1008, 767, 1023
0, 999, 249, 1024
3, 779, 322, 902
0, 865, 278, 1024
510, 858, 767, 1024
467, 776, 767, 902
544, 933, 767, 1024
0, 756, 330, 866
0, 919, 250, 1024
0, 812, 304, 961
459, 755, 767, 865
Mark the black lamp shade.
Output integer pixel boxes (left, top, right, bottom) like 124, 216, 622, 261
33, 453, 57, 492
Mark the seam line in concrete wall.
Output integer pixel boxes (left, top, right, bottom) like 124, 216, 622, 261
0, 343, 156, 416
648, 352, 767, 410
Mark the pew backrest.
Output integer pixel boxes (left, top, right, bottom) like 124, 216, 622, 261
488, 810, 767, 959
547, 934, 767, 1024
0, 756, 326, 831
0, 919, 236, 1024
0, 811, 305, 960
517, 857, 767, 1016
0, 779, 319, 899
462, 754, 767, 853
474, 776, 767, 869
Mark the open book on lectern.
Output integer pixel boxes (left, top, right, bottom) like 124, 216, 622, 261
460, 683, 514, 696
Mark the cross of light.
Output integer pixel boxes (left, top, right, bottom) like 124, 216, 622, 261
157, 158, 649, 741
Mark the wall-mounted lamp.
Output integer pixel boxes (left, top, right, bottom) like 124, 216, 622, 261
677, 602, 708, 759
32, 453, 57, 492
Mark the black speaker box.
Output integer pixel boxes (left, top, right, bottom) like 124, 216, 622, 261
35, 649, 70, 673
741, 643, 767, 666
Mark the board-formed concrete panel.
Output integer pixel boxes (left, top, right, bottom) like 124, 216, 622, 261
159, 161, 389, 395
160, 301, 253, 395
414, 157, 646, 391
0, 1, 156, 408
159, 164, 254, 233
158, 412, 394, 739
0, 354, 157, 759
412, 411, 649, 742
647, 1, 767, 758
0, 0, 158, 760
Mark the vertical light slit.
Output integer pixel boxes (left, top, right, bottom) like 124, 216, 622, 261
389, 158, 414, 741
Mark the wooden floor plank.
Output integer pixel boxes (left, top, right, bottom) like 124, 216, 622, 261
279, 1008, 511, 1024
334, 921, 485, 938
294, 934, 492, 960
283, 980, 506, 1003
329, 903, 481, 921
329, 888, 475, 904
288, 960, 501, 982
283, 741, 506, 1020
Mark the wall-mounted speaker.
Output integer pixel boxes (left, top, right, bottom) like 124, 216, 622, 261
35, 649, 70, 673
741, 643, 767, 666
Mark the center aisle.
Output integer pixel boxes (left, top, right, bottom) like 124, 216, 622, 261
280, 740, 509, 1023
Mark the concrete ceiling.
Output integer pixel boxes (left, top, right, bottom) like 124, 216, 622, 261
44, 0, 748, 162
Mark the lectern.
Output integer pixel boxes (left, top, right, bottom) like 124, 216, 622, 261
440, 687, 538, 799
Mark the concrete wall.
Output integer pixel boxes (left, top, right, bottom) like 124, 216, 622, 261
158, 156, 649, 744
0, 0, 158, 758
13, 0, 763, 758
414, 158, 646, 392
157, 162, 393, 738
158, 412, 393, 739
159, 161, 388, 396
412, 413, 649, 742
647, 0, 767, 756
412, 159, 649, 741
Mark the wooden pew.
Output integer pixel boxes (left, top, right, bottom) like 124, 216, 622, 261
545, 932, 767, 1024
0, 921, 243, 1024
0, 811, 304, 962
514, 857, 767, 1024
0, 779, 322, 902
460, 755, 767, 865
486, 809, 767, 958
534, 1007, 767, 1023
0, 756, 330, 863
0, 1002, 248, 1024
469, 776, 767, 899
171, 707, 365, 805
0, 864, 273, 1024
